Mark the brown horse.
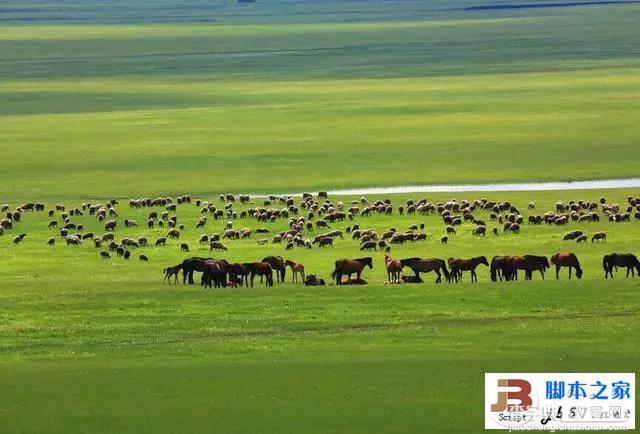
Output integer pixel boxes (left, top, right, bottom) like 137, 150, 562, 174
551, 252, 583, 279
248, 262, 274, 287
202, 261, 226, 289
384, 254, 403, 283
400, 257, 450, 283
448, 256, 489, 283
262, 256, 286, 283
230, 262, 252, 287
331, 257, 373, 285
603, 253, 640, 278
490, 256, 510, 281
163, 264, 182, 285
285, 259, 305, 283
504, 255, 549, 281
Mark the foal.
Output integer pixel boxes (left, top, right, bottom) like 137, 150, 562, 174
163, 265, 182, 285
285, 259, 305, 283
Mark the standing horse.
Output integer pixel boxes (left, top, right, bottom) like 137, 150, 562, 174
331, 257, 373, 285
504, 255, 549, 281
201, 261, 225, 289
285, 259, 305, 283
163, 264, 182, 285
248, 262, 274, 287
384, 254, 402, 283
551, 252, 583, 279
603, 253, 640, 278
490, 256, 508, 282
182, 257, 215, 284
448, 256, 489, 283
262, 256, 286, 283
400, 257, 450, 283
230, 262, 252, 287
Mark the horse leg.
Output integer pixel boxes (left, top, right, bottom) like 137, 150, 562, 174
434, 269, 441, 283
540, 269, 545, 280
568, 266, 572, 279
556, 264, 560, 279
472, 270, 476, 283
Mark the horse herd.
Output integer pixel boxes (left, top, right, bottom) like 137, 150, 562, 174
2, 192, 639, 286
162, 251, 640, 288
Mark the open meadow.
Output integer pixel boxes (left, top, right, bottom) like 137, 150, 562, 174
1, 0, 639, 432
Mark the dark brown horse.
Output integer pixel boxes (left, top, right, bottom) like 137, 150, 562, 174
551, 252, 583, 279
331, 257, 373, 285
230, 262, 252, 287
248, 262, 274, 287
603, 253, 640, 278
262, 256, 286, 283
490, 256, 509, 282
400, 257, 450, 283
202, 261, 227, 289
448, 256, 489, 283
384, 254, 403, 283
504, 255, 549, 281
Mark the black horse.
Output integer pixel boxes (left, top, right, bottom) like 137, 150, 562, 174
603, 253, 640, 278
261, 256, 286, 283
182, 257, 214, 284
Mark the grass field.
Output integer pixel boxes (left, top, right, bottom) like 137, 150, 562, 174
1, 189, 640, 433
1, 0, 640, 432
1, 1, 640, 199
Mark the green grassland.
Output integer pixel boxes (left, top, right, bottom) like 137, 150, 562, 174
1, 1, 640, 199
1, 189, 640, 433
1, 0, 640, 432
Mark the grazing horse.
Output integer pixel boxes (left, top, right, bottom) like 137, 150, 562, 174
400, 257, 450, 283
490, 256, 510, 281
504, 255, 550, 281
331, 257, 373, 285
202, 261, 227, 289
285, 259, 305, 283
230, 263, 252, 287
163, 264, 182, 285
448, 256, 489, 283
248, 262, 274, 287
181, 257, 214, 284
603, 253, 640, 278
550, 252, 583, 279
262, 256, 286, 283
384, 254, 403, 283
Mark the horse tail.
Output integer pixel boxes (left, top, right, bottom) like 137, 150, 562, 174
440, 259, 450, 281
602, 255, 609, 272
330, 267, 338, 279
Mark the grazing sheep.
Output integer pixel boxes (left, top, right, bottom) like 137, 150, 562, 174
124, 250, 131, 260
592, 232, 607, 242
472, 226, 486, 236
46, 237, 55, 246
104, 219, 117, 231
445, 226, 456, 234
100, 250, 111, 259
139, 255, 149, 262
360, 241, 377, 251
180, 243, 189, 252
576, 234, 588, 243
155, 237, 167, 246
65, 236, 82, 246
492, 228, 498, 236
209, 241, 228, 251
441, 236, 448, 244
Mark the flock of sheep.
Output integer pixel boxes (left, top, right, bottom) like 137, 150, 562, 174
2, 191, 639, 285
